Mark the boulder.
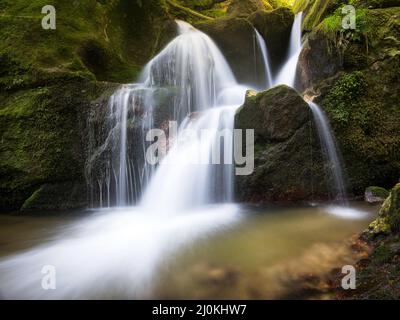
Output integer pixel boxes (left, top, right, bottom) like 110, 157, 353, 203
365, 186, 390, 204
235, 85, 331, 203
236, 86, 309, 142
368, 183, 400, 235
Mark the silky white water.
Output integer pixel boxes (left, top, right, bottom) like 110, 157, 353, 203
274, 12, 303, 87
0, 16, 356, 299
88, 20, 240, 207
308, 102, 347, 204
0, 20, 249, 299
254, 29, 273, 90
273, 12, 347, 204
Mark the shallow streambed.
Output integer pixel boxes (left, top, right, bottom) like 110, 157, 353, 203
0, 203, 378, 299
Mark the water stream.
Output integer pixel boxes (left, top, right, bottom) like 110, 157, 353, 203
274, 12, 303, 87
254, 28, 273, 90
0, 16, 357, 299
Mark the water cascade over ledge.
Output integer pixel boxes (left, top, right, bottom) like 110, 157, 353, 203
308, 102, 347, 204
274, 12, 303, 87
87, 20, 247, 209
253, 28, 273, 90
274, 11, 347, 203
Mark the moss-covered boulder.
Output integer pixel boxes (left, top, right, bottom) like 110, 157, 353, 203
249, 7, 294, 71
365, 186, 390, 204
235, 85, 332, 203
298, 6, 400, 195
367, 183, 400, 235
228, 0, 273, 17
0, 72, 117, 211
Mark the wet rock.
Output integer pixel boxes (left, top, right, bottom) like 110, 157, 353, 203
236, 85, 308, 142
297, 30, 342, 92
248, 7, 294, 71
196, 17, 257, 85
365, 186, 390, 204
235, 85, 330, 203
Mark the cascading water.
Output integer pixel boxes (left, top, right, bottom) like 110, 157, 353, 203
88, 20, 245, 208
253, 29, 273, 90
0, 21, 250, 299
274, 12, 303, 87
308, 102, 347, 204
274, 12, 347, 203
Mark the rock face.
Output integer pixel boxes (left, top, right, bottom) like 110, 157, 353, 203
249, 7, 294, 71
235, 85, 331, 203
301, 7, 400, 195
0, 0, 175, 211
196, 17, 258, 86
297, 29, 342, 92
197, 7, 294, 85
228, 0, 273, 17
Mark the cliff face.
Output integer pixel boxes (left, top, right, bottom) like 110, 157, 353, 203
0, 0, 175, 211
297, 4, 400, 196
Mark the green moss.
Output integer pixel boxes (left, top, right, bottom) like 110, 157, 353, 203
388, 184, 400, 232
372, 244, 393, 264
323, 72, 365, 125
366, 186, 390, 199
0, 0, 174, 83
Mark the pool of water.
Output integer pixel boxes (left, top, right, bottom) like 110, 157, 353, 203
0, 203, 378, 299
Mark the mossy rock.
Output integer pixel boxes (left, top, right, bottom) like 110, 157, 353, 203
301, 7, 400, 196
367, 183, 400, 235
293, 0, 342, 32
235, 85, 332, 203
236, 85, 309, 142
365, 186, 390, 203
0, 74, 115, 211
0, 0, 176, 83
227, 0, 273, 17
350, 0, 400, 9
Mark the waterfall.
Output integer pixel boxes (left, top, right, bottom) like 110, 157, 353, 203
308, 102, 347, 204
88, 20, 247, 209
274, 12, 303, 87
253, 29, 273, 90
273, 11, 347, 204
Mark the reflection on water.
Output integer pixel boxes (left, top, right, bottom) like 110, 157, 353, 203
0, 203, 377, 299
